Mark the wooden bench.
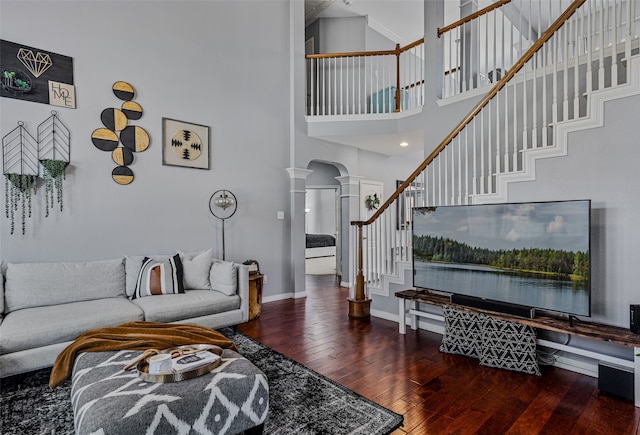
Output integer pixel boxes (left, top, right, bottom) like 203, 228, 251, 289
396, 289, 640, 406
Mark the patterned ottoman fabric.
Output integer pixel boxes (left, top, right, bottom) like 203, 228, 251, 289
71, 349, 268, 435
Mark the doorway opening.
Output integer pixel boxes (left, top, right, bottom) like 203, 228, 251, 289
305, 187, 338, 276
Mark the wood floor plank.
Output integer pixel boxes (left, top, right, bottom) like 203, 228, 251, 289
237, 275, 640, 435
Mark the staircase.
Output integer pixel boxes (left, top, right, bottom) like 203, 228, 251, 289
349, 0, 640, 302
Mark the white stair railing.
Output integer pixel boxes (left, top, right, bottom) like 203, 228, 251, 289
438, 0, 640, 99
352, 0, 639, 296
306, 39, 425, 116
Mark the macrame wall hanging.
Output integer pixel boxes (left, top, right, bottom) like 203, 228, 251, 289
2, 111, 71, 234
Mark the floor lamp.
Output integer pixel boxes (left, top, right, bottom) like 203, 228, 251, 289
209, 189, 237, 261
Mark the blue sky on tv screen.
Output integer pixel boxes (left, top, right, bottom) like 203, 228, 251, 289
413, 201, 590, 253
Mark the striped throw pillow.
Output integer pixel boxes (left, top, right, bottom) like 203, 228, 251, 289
133, 254, 185, 299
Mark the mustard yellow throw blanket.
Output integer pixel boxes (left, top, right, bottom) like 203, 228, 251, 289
49, 321, 237, 388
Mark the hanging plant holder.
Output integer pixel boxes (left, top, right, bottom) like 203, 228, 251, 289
2, 121, 39, 235
41, 159, 69, 216
4, 174, 37, 235
38, 111, 70, 217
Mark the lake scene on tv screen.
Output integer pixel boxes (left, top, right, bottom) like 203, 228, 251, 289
412, 200, 590, 316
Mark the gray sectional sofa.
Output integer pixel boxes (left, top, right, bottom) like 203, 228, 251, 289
0, 249, 249, 378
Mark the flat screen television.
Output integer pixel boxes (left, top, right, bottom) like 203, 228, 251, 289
412, 200, 591, 318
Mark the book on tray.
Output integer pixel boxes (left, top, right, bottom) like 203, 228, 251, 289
171, 351, 220, 373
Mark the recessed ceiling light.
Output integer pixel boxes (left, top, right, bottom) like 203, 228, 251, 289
400, 141, 409, 147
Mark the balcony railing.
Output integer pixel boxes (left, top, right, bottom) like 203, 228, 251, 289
305, 39, 425, 116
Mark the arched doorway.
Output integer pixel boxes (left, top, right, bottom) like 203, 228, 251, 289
305, 161, 341, 278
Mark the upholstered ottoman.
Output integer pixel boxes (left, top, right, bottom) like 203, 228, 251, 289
70, 349, 268, 434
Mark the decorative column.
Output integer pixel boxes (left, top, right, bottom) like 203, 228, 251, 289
286, 167, 313, 298
460, 0, 479, 91
335, 175, 362, 289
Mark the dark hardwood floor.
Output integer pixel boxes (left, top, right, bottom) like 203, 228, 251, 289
237, 275, 640, 434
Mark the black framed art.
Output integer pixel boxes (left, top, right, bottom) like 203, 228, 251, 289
162, 118, 210, 169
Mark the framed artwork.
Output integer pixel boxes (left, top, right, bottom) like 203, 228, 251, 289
162, 118, 210, 169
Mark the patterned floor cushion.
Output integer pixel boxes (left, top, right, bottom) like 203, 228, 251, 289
479, 316, 541, 376
440, 306, 541, 376
439, 306, 485, 359
71, 349, 268, 434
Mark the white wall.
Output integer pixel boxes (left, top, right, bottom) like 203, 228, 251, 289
0, 1, 292, 297
305, 189, 336, 235
0, 0, 421, 301
318, 17, 368, 53
508, 94, 640, 328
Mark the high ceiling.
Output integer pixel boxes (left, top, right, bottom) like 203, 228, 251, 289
305, 0, 424, 46
304, 0, 425, 156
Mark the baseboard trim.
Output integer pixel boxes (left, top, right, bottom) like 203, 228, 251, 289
262, 293, 297, 303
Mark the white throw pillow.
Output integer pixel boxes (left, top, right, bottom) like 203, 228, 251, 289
210, 260, 237, 296
178, 249, 212, 289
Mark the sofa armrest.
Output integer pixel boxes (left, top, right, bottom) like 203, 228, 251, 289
235, 264, 250, 323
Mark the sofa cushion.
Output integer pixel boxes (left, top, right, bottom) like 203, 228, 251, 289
4, 258, 125, 313
126, 251, 209, 297
0, 298, 144, 354
132, 289, 240, 323
178, 249, 212, 289
133, 255, 184, 299
126, 254, 169, 298
210, 261, 237, 296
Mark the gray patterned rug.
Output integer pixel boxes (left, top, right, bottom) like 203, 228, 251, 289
0, 330, 403, 435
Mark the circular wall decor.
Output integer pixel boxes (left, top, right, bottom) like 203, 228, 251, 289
92, 81, 148, 184
91, 128, 119, 151
112, 81, 135, 101
112, 147, 134, 166
100, 108, 128, 132
112, 166, 134, 185
120, 125, 150, 152
170, 129, 202, 160
121, 101, 143, 120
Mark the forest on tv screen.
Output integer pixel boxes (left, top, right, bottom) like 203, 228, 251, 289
413, 235, 589, 281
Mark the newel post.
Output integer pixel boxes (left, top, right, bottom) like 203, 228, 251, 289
348, 221, 371, 318
394, 43, 401, 112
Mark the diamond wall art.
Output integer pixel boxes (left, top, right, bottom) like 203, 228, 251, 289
1, 40, 75, 109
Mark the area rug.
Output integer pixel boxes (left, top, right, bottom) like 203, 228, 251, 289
0, 330, 403, 435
